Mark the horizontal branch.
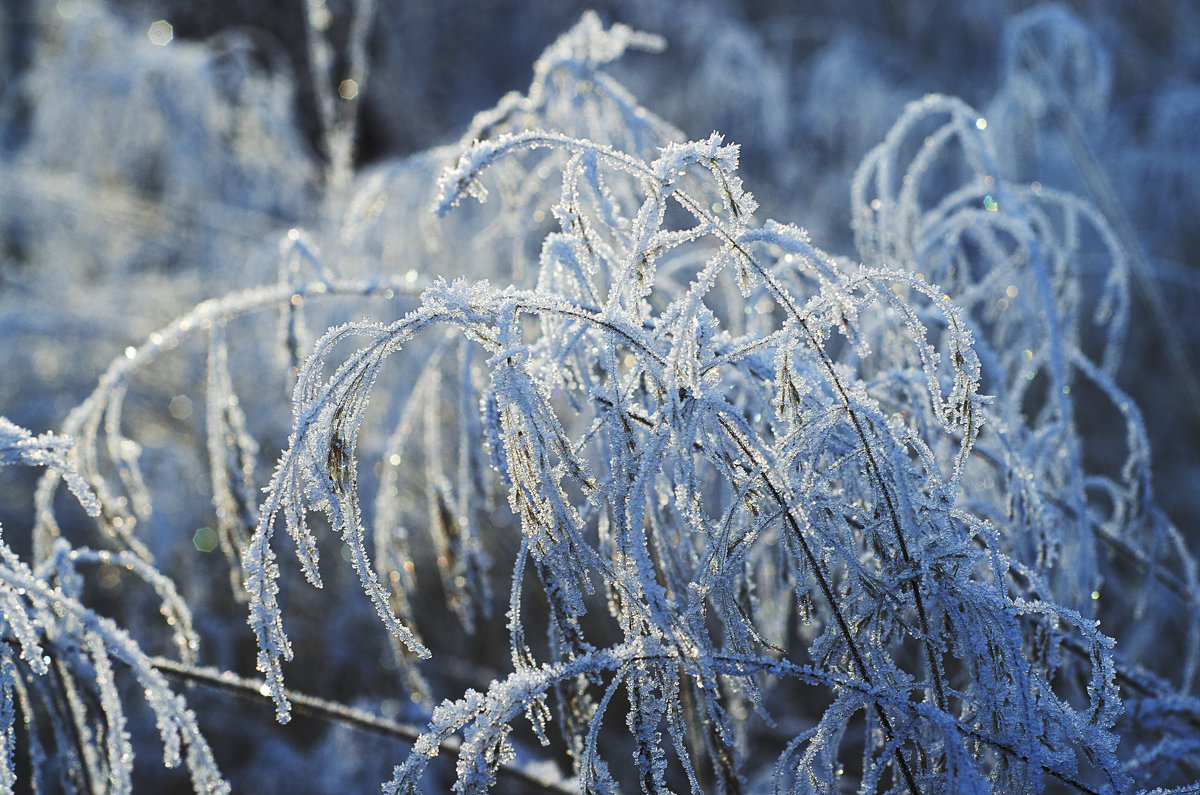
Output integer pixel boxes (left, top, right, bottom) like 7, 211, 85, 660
148, 656, 580, 794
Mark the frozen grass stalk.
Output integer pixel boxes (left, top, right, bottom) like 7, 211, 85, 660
4, 7, 1199, 794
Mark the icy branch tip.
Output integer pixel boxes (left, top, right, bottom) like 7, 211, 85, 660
433, 138, 504, 217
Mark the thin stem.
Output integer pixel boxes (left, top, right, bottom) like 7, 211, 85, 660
147, 657, 580, 795
714, 413, 922, 795
674, 185, 951, 717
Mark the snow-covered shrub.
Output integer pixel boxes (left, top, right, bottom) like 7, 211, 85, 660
3, 4, 1199, 794
0, 419, 225, 792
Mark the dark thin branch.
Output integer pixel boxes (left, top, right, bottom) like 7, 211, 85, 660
148, 657, 580, 795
